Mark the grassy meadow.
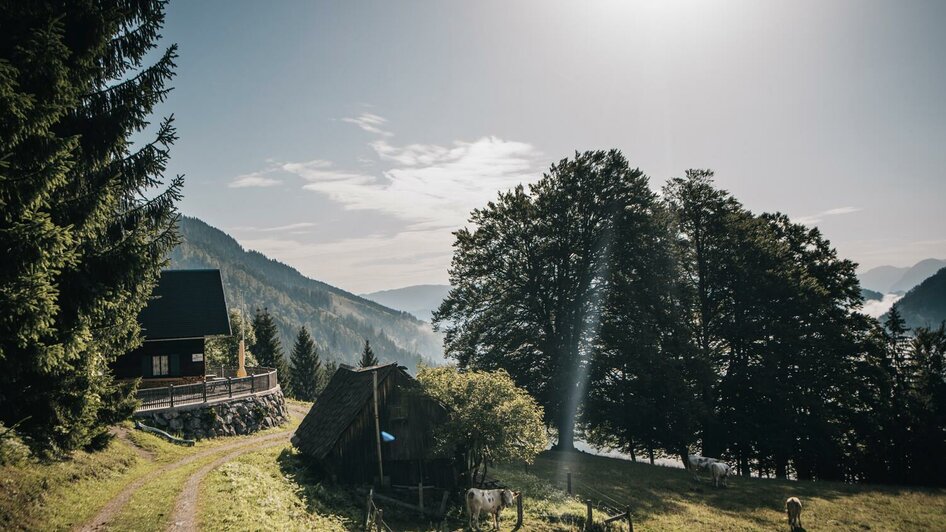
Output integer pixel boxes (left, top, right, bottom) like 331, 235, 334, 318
3, 419, 945, 531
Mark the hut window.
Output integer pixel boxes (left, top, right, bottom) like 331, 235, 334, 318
152, 355, 169, 376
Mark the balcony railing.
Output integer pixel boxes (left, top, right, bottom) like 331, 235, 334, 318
135, 366, 278, 412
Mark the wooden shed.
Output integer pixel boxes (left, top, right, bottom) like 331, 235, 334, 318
291, 363, 456, 489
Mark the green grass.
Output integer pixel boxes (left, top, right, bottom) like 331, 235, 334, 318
199, 444, 357, 531
7, 414, 946, 532
490, 450, 946, 531
192, 447, 946, 531
0, 416, 297, 532
0, 432, 144, 531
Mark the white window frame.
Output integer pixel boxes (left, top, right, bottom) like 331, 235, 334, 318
152, 355, 169, 376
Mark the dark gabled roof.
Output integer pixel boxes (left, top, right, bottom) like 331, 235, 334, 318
138, 269, 231, 340
293, 363, 400, 459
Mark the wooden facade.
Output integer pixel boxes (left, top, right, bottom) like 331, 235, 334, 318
292, 364, 456, 489
112, 269, 230, 382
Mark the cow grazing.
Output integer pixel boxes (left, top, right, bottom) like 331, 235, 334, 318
709, 461, 731, 487
687, 454, 722, 481
466, 488, 518, 530
785, 497, 803, 530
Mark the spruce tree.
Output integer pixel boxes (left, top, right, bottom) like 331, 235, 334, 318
359, 339, 379, 367
251, 308, 290, 392
289, 326, 321, 402
320, 359, 338, 394
0, 0, 182, 455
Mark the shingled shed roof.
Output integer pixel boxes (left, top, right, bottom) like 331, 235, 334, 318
293, 363, 400, 459
138, 269, 231, 340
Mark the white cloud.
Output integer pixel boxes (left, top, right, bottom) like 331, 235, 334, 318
283, 136, 542, 230
229, 116, 543, 291
240, 230, 454, 293
862, 293, 902, 318
229, 172, 282, 188
233, 222, 317, 232
342, 112, 393, 137
794, 206, 862, 226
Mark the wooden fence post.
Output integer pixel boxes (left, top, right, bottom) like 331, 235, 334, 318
515, 493, 524, 529
376, 508, 383, 532
418, 481, 424, 513
364, 488, 374, 531
585, 501, 592, 531
251, 374, 255, 393
567, 471, 572, 494
169, 384, 174, 408
438, 490, 449, 517
202, 380, 207, 403
627, 506, 634, 532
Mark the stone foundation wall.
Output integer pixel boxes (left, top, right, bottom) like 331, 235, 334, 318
133, 387, 288, 440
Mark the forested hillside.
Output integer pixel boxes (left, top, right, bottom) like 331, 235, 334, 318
896, 267, 946, 329
168, 217, 442, 370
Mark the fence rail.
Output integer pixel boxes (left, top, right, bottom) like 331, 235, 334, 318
135, 367, 278, 412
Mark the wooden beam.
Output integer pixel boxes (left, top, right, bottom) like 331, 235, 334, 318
373, 370, 384, 484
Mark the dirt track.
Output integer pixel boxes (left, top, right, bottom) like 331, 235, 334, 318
77, 404, 309, 532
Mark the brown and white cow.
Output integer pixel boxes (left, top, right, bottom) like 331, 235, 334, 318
466, 488, 518, 530
785, 497, 803, 530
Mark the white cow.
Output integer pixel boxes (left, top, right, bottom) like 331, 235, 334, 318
466, 488, 518, 530
687, 454, 722, 481
709, 461, 731, 487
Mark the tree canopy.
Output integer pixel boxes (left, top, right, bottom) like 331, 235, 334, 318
290, 326, 322, 402
359, 339, 379, 368
417, 366, 546, 487
0, 0, 181, 455
252, 308, 290, 392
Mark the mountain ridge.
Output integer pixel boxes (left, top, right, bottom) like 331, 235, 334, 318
361, 284, 452, 323
858, 258, 946, 293
895, 266, 946, 330
168, 216, 445, 370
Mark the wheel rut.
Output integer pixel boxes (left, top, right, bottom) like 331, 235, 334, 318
77, 403, 309, 531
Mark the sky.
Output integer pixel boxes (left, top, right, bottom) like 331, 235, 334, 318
152, 0, 946, 293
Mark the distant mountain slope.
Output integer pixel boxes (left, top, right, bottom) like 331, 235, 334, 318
889, 258, 946, 293
168, 216, 444, 370
861, 288, 883, 302
859, 258, 946, 293
361, 284, 452, 323
895, 267, 946, 329
858, 265, 908, 293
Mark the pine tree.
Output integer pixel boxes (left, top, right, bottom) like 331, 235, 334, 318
0, 1, 182, 455
252, 308, 290, 392
289, 326, 321, 402
320, 359, 338, 394
359, 339, 379, 367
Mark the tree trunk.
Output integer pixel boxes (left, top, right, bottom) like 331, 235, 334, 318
555, 407, 576, 451
648, 448, 655, 465
775, 459, 788, 479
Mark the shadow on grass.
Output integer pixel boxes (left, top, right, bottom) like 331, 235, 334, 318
274, 448, 363, 524
518, 449, 945, 525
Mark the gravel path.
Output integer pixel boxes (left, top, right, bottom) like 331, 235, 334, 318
77, 404, 309, 532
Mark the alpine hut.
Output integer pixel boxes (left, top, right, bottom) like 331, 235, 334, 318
291, 363, 456, 488
110, 269, 231, 383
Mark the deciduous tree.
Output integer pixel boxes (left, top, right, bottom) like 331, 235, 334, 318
418, 366, 546, 487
